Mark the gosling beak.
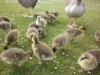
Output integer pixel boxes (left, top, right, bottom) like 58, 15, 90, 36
80, 57, 84, 60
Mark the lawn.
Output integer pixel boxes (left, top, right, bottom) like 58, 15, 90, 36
0, 0, 100, 75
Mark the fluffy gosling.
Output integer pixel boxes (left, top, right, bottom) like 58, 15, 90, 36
26, 27, 39, 42
45, 14, 56, 23
30, 33, 55, 64
0, 16, 10, 22
28, 22, 39, 29
0, 48, 33, 66
52, 33, 68, 53
0, 21, 12, 32
78, 49, 100, 75
4, 29, 20, 50
35, 16, 47, 27
64, 26, 86, 43
94, 31, 100, 43
45, 10, 59, 17
38, 27, 46, 38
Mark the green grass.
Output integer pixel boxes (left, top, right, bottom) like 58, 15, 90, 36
0, 0, 100, 75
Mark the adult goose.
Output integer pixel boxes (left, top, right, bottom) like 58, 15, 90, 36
17, 0, 38, 18
65, 0, 86, 28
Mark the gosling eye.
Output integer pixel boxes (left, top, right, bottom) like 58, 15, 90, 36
84, 57, 87, 59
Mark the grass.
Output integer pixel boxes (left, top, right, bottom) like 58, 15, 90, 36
0, 0, 100, 75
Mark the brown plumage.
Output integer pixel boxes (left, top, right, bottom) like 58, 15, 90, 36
4, 29, 20, 50
78, 49, 100, 74
28, 22, 39, 29
0, 16, 10, 22
52, 33, 68, 53
50, 11, 59, 17
38, 27, 46, 38
30, 33, 55, 64
45, 10, 59, 17
17, 0, 38, 17
94, 31, 100, 42
0, 21, 12, 32
45, 14, 56, 23
64, 26, 86, 42
0, 48, 33, 66
26, 27, 39, 42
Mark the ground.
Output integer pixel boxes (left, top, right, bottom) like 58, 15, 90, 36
0, 0, 100, 75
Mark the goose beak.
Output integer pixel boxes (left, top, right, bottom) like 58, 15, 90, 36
80, 57, 84, 60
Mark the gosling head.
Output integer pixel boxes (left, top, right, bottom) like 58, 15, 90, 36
79, 26, 86, 31
45, 10, 49, 15
78, 53, 93, 64
52, 43, 59, 53
29, 33, 39, 44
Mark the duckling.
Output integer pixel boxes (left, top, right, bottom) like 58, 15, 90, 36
38, 27, 46, 38
64, 26, 86, 43
45, 10, 59, 17
0, 48, 33, 66
52, 33, 69, 53
0, 21, 12, 33
50, 11, 59, 17
0, 16, 10, 22
78, 49, 100, 75
35, 16, 47, 27
94, 31, 100, 44
45, 14, 56, 23
35, 12, 46, 18
4, 29, 20, 50
30, 33, 55, 64
26, 27, 39, 42
28, 22, 39, 29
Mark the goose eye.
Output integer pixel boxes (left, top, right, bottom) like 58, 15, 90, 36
84, 57, 87, 59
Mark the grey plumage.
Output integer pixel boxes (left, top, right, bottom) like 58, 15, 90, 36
17, 0, 38, 8
4, 29, 20, 50
35, 16, 47, 27
65, 0, 86, 27
26, 27, 39, 42
65, 0, 85, 18
52, 33, 69, 53
0, 16, 10, 22
0, 48, 33, 66
0, 21, 12, 31
64, 26, 86, 38
28, 22, 39, 29
38, 27, 46, 38
94, 31, 100, 42
30, 33, 55, 64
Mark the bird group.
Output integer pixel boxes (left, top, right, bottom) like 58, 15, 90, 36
0, 0, 100, 75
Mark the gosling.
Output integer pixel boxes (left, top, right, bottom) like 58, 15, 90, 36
45, 14, 56, 23
35, 12, 46, 18
0, 21, 12, 32
4, 29, 20, 50
94, 31, 100, 43
38, 27, 46, 38
78, 49, 100, 75
35, 16, 47, 27
52, 33, 69, 53
26, 27, 39, 42
64, 26, 86, 43
28, 22, 39, 29
0, 16, 10, 22
50, 11, 59, 17
45, 10, 59, 17
0, 48, 33, 66
30, 33, 55, 64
